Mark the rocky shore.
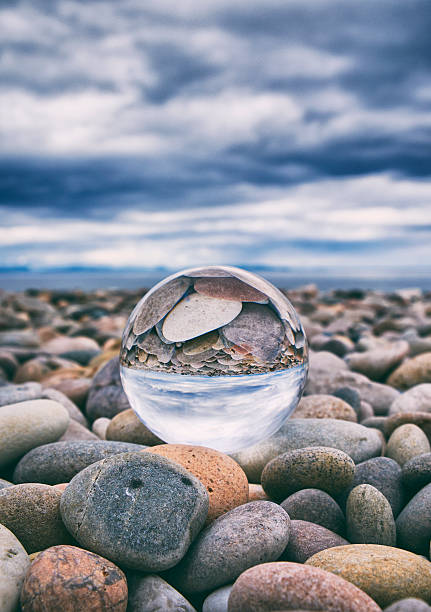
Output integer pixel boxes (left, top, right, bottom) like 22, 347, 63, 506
1, 283, 431, 611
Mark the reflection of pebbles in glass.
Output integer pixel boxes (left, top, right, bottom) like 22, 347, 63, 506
121, 266, 307, 377
120, 266, 308, 452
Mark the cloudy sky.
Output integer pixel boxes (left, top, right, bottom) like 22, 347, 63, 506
1, 0, 430, 272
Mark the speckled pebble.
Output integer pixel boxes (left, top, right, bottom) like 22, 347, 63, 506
386, 423, 430, 466
292, 394, 357, 422
0, 523, 30, 612
282, 520, 348, 563
396, 482, 431, 555
402, 453, 431, 491
280, 488, 345, 535
127, 573, 196, 612
106, 408, 164, 445
346, 484, 396, 546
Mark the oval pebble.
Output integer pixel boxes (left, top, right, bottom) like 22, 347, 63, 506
386, 424, 431, 466
127, 573, 196, 612
13, 440, 146, 484
203, 585, 233, 612
384, 412, 431, 439
346, 484, 396, 546
227, 561, 381, 611
282, 520, 348, 563
0, 399, 69, 468
280, 488, 345, 535
388, 384, 431, 414
106, 408, 164, 445
396, 482, 431, 555
306, 543, 431, 608
20, 545, 128, 612
388, 353, 431, 390
383, 599, 431, 612
171, 501, 291, 593
292, 394, 358, 421
143, 444, 248, 523
0, 524, 30, 612
60, 452, 208, 571
261, 446, 355, 501
402, 453, 431, 491
0, 484, 71, 553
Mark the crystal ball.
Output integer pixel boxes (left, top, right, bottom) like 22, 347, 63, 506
120, 265, 308, 453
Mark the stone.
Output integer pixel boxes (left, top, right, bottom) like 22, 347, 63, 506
292, 394, 357, 422
136, 329, 174, 362
203, 585, 232, 612
60, 452, 208, 571
143, 444, 249, 523
385, 412, 431, 440
86, 356, 130, 420
231, 418, 382, 483
127, 574, 196, 612
162, 293, 242, 343
13, 440, 146, 485
358, 400, 375, 421
282, 520, 348, 563
41, 334, 100, 355
248, 484, 270, 502
107, 409, 164, 445
20, 545, 128, 612
0, 484, 72, 553
41, 387, 88, 426
221, 303, 284, 362
383, 599, 431, 611
227, 561, 381, 611
396, 483, 431, 555
346, 484, 396, 545
402, 453, 431, 491
92, 417, 110, 439
0, 351, 18, 379
0, 381, 42, 407
43, 375, 91, 409
0, 399, 69, 468
362, 416, 388, 434
388, 353, 431, 389
58, 419, 99, 441
0, 330, 39, 347
386, 424, 431, 466
338, 456, 404, 517
0, 523, 30, 612
133, 277, 192, 335
182, 330, 220, 355
0, 479, 12, 490
345, 341, 409, 381
262, 446, 355, 501
389, 384, 431, 414
171, 501, 291, 593
306, 544, 431, 609
280, 488, 345, 536
194, 277, 268, 303
333, 386, 362, 413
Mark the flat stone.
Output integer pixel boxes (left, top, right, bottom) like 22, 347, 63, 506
194, 277, 268, 303
389, 384, 431, 414
0, 523, 30, 612
0, 484, 72, 553
0, 382, 42, 407
127, 573, 196, 612
338, 456, 404, 518
280, 488, 345, 536
106, 409, 164, 445
136, 329, 175, 362
133, 277, 192, 335
346, 484, 396, 545
182, 330, 220, 355
171, 501, 291, 593
162, 293, 242, 342
227, 561, 381, 611
402, 453, 431, 491
262, 446, 355, 501
144, 444, 248, 523
346, 341, 409, 381
13, 440, 146, 485
221, 303, 284, 362
60, 452, 209, 571
306, 544, 431, 609
292, 394, 357, 422
20, 545, 128, 612
386, 423, 430, 466
203, 585, 232, 612
396, 483, 431, 555
282, 520, 348, 563
231, 419, 382, 483
0, 399, 69, 468
41, 387, 88, 426
388, 353, 431, 389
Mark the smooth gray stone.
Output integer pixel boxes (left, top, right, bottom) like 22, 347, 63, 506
0, 523, 30, 612
383, 598, 431, 611
346, 484, 396, 546
0, 382, 42, 407
281, 520, 348, 563
231, 419, 383, 483
402, 453, 431, 491
0, 479, 12, 490
86, 357, 130, 420
396, 483, 431, 556
338, 456, 404, 517
41, 387, 88, 426
13, 440, 146, 484
127, 574, 196, 612
133, 277, 192, 335
0, 331, 39, 348
0, 399, 69, 468
202, 585, 233, 612
280, 489, 345, 536
58, 419, 99, 442
389, 384, 431, 414
61, 452, 208, 572
171, 501, 290, 593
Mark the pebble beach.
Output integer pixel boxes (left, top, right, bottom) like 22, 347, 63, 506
1, 283, 431, 611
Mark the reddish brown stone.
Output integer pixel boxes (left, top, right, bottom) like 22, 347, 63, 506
20, 545, 128, 612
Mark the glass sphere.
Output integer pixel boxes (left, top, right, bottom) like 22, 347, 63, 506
120, 265, 308, 453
